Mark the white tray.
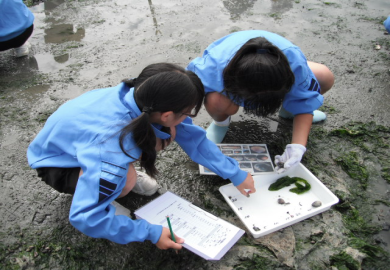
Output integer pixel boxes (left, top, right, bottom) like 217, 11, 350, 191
219, 163, 339, 238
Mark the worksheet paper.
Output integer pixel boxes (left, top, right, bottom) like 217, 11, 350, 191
134, 191, 245, 260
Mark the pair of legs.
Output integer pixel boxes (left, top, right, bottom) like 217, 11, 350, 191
0, 24, 33, 57
204, 61, 334, 122
38, 127, 176, 196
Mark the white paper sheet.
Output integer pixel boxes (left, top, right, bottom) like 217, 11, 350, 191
135, 191, 244, 260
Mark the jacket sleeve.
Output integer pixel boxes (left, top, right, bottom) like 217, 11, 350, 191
69, 142, 163, 245
282, 47, 324, 115
174, 118, 248, 186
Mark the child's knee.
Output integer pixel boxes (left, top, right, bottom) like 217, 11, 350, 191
205, 92, 239, 120
308, 61, 334, 93
320, 67, 334, 93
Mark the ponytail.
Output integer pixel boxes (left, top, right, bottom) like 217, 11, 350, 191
119, 110, 159, 177
119, 63, 204, 177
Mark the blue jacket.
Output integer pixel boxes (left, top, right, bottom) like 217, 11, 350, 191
0, 0, 34, 42
27, 83, 247, 244
187, 30, 324, 116
384, 16, 390, 33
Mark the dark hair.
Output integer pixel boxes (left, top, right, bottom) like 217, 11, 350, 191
223, 37, 295, 117
120, 63, 204, 177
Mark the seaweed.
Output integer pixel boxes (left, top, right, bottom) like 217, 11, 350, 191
335, 151, 369, 189
268, 176, 311, 194
330, 251, 360, 270
268, 176, 296, 190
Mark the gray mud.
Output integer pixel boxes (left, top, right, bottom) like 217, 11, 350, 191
1, 0, 389, 269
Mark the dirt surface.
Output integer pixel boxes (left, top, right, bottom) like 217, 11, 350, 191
1, 0, 389, 269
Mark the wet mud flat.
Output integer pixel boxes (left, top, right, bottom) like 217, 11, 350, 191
1, 0, 390, 269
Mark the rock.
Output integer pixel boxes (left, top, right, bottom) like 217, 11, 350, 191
252, 227, 295, 267
345, 247, 366, 268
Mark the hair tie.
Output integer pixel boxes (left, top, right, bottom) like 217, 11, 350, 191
257, 49, 269, 54
142, 106, 153, 114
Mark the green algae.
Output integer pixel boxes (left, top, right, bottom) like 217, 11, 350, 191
331, 122, 390, 186
268, 176, 296, 190
269, 176, 311, 194
330, 122, 390, 154
305, 122, 390, 267
330, 251, 360, 270
335, 151, 369, 189
381, 167, 390, 183
343, 208, 381, 236
349, 237, 386, 259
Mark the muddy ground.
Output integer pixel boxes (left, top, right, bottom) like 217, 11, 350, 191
0, 0, 390, 269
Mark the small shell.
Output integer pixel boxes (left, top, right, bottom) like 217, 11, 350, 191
253, 226, 261, 231
375, 44, 381, 50
278, 198, 285, 204
312, 201, 322, 207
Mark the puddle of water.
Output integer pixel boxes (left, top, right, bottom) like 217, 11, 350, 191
54, 54, 69, 63
55, 85, 86, 100
22, 84, 51, 100
44, 0, 66, 11
33, 53, 68, 73
44, 24, 85, 44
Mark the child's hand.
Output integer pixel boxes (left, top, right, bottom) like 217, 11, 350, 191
236, 173, 256, 197
274, 144, 306, 173
155, 227, 184, 251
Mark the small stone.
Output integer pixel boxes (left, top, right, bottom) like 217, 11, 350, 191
375, 44, 381, 50
278, 198, 285, 204
312, 201, 322, 207
253, 226, 261, 231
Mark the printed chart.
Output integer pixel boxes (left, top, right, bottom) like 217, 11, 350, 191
135, 192, 244, 260
199, 144, 275, 175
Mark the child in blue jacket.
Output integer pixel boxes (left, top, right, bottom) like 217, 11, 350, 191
187, 30, 334, 173
27, 63, 255, 251
0, 0, 34, 57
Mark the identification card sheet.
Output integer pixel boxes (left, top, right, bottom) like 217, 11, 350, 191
199, 144, 274, 175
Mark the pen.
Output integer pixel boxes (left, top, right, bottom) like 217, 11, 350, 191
166, 216, 178, 254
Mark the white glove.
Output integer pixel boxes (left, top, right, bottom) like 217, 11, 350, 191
274, 144, 306, 174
